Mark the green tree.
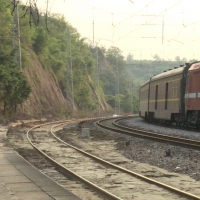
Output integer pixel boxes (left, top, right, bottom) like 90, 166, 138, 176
126, 53, 134, 63
104, 46, 131, 113
33, 27, 48, 54
0, 66, 31, 114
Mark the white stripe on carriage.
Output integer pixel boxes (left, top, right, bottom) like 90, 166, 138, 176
185, 93, 196, 98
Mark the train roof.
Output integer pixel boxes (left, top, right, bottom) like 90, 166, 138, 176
140, 80, 149, 88
189, 61, 200, 71
140, 65, 186, 88
151, 66, 186, 81
140, 62, 200, 88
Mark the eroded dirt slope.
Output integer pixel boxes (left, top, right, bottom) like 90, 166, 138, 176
23, 53, 70, 116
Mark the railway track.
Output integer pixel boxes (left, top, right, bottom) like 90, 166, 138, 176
26, 119, 200, 200
97, 117, 200, 149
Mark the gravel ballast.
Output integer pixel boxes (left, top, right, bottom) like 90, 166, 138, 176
116, 117, 200, 181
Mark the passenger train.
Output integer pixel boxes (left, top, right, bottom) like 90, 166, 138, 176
139, 61, 200, 127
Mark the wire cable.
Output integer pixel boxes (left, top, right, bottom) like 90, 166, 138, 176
117, 0, 183, 41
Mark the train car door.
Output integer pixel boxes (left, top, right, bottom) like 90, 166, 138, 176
185, 73, 190, 110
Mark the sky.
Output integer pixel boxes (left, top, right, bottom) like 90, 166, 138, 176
22, 0, 200, 60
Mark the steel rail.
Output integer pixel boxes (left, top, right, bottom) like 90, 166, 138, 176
95, 118, 200, 200
26, 120, 123, 200
51, 120, 200, 200
112, 118, 200, 149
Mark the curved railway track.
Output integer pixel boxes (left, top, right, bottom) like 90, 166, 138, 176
97, 117, 200, 149
26, 119, 200, 200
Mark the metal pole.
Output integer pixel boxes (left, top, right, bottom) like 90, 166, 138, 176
17, 3, 24, 113
131, 76, 133, 114
162, 15, 164, 44
117, 58, 120, 115
12, 13, 15, 48
93, 8, 94, 46
66, 30, 68, 102
68, 28, 74, 111
17, 3, 22, 72
114, 74, 117, 113
96, 48, 100, 116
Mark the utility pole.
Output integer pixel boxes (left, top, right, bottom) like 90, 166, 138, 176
12, 13, 16, 48
65, 29, 69, 102
68, 28, 74, 111
92, 8, 94, 46
117, 58, 120, 115
14, 3, 24, 113
96, 48, 100, 116
114, 72, 117, 113
130, 76, 133, 114
162, 15, 164, 44
16, 3, 22, 72
93, 10, 101, 115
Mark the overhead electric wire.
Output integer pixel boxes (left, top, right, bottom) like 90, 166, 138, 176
117, 0, 183, 41
43, 0, 200, 60
156, 21, 199, 59
114, 0, 155, 27
75, 0, 131, 15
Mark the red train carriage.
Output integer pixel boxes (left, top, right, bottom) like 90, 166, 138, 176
139, 62, 200, 127
185, 62, 200, 127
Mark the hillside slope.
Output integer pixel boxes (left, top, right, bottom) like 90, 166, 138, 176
22, 51, 112, 117
23, 53, 68, 116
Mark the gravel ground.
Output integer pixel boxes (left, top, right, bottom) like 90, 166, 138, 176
3, 119, 200, 199
120, 117, 200, 140
4, 118, 200, 196
72, 119, 200, 182
114, 117, 200, 181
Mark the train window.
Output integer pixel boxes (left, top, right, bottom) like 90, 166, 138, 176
172, 82, 176, 97
165, 82, 168, 110
175, 85, 178, 97
155, 85, 158, 109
